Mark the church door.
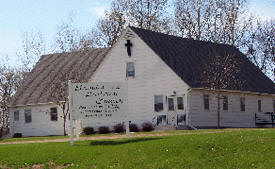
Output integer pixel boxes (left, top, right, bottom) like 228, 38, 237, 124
167, 97, 177, 125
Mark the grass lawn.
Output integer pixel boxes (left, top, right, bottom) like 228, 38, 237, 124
0, 129, 274, 169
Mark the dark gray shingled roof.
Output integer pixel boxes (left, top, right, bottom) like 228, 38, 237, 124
10, 48, 110, 106
130, 27, 275, 94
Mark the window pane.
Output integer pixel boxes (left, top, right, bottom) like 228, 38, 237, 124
223, 96, 228, 110
177, 97, 184, 110
204, 95, 209, 110
157, 115, 167, 125
168, 98, 174, 111
50, 107, 58, 121
154, 95, 163, 112
14, 111, 19, 121
258, 100, 261, 112
273, 100, 275, 112
240, 97, 245, 111
24, 109, 32, 123
126, 62, 135, 77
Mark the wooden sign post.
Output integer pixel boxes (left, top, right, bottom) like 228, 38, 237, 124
68, 81, 129, 146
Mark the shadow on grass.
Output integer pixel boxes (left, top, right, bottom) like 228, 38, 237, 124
89, 137, 162, 146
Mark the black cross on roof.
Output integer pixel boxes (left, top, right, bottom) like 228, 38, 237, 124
125, 40, 132, 57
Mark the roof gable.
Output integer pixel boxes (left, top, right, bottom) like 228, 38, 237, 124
130, 26, 275, 94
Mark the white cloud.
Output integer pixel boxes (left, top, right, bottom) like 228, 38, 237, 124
89, 6, 108, 18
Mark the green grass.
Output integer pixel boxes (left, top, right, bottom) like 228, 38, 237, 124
0, 129, 275, 169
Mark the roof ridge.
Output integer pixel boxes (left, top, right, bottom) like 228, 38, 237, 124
129, 26, 235, 49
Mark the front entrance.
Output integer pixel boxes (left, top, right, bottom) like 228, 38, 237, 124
167, 97, 176, 125
167, 96, 185, 125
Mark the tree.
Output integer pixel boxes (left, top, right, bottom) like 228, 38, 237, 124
0, 66, 24, 135
174, 0, 251, 46
16, 30, 46, 72
174, 0, 209, 40
54, 15, 95, 52
243, 19, 275, 79
200, 48, 243, 128
49, 69, 81, 136
93, 0, 127, 47
94, 0, 172, 47
127, 0, 172, 33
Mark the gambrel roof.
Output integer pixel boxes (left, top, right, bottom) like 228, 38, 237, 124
130, 27, 275, 94
10, 27, 275, 107
10, 48, 109, 106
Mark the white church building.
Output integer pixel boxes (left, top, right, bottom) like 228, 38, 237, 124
9, 27, 275, 137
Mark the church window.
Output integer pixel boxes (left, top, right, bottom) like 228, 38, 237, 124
154, 95, 164, 112
223, 96, 228, 110
24, 109, 32, 123
177, 97, 184, 110
126, 62, 135, 77
240, 97, 245, 111
258, 100, 261, 112
14, 110, 19, 121
168, 98, 175, 111
204, 94, 209, 110
50, 107, 58, 121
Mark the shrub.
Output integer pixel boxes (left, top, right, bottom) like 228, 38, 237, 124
113, 123, 125, 133
82, 127, 94, 135
142, 122, 154, 132
129, 123, 139, 132
13, 133, 22, 138
98, 126, 110, 134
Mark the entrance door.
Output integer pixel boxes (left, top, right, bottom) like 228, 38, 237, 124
167, 96, 186, 126
167, 97, 177, 125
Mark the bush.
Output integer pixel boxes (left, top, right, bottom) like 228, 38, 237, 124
98, 126, 110, 134
142, 122, 154, 132
114, 123, 125, 133
13, 133, 22, 138
82, 127, 94, 135
129, 123, 139, 132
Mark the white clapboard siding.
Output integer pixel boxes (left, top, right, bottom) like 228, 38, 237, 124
189, 90, 275, 128
9, 104, 65, 137
90, 28, 190, 128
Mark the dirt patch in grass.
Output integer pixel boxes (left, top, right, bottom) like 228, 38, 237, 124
0, 128, 268, 145
0, 162, 73, 169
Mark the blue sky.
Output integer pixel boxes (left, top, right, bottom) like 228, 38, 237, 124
0, 0, 274, 66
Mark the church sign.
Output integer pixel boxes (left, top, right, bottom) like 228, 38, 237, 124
69, 82, 127, 120
68, 81, 129, 145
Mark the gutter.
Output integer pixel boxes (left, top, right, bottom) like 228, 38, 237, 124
190, 88, 275, 97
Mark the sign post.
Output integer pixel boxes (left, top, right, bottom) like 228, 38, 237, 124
68, 80, 74, 146
68, 82, 129, 146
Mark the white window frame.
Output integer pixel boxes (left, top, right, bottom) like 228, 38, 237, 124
154, 95, 164, 112
167, 97, 175, 111
14, 110, 19, 121
50, 107, 58, 121
177, 96, 184, 110
240, 97, 245, 112
204, 94, 210, 110
223, 95, 228, 111
24, 109, 32, 123
126, 62, 135, 78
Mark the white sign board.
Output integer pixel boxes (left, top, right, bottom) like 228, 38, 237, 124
69, 82, 128, 120
68, 82, 129, 145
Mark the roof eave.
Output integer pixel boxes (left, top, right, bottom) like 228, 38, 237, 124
190, 87, 275, 96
